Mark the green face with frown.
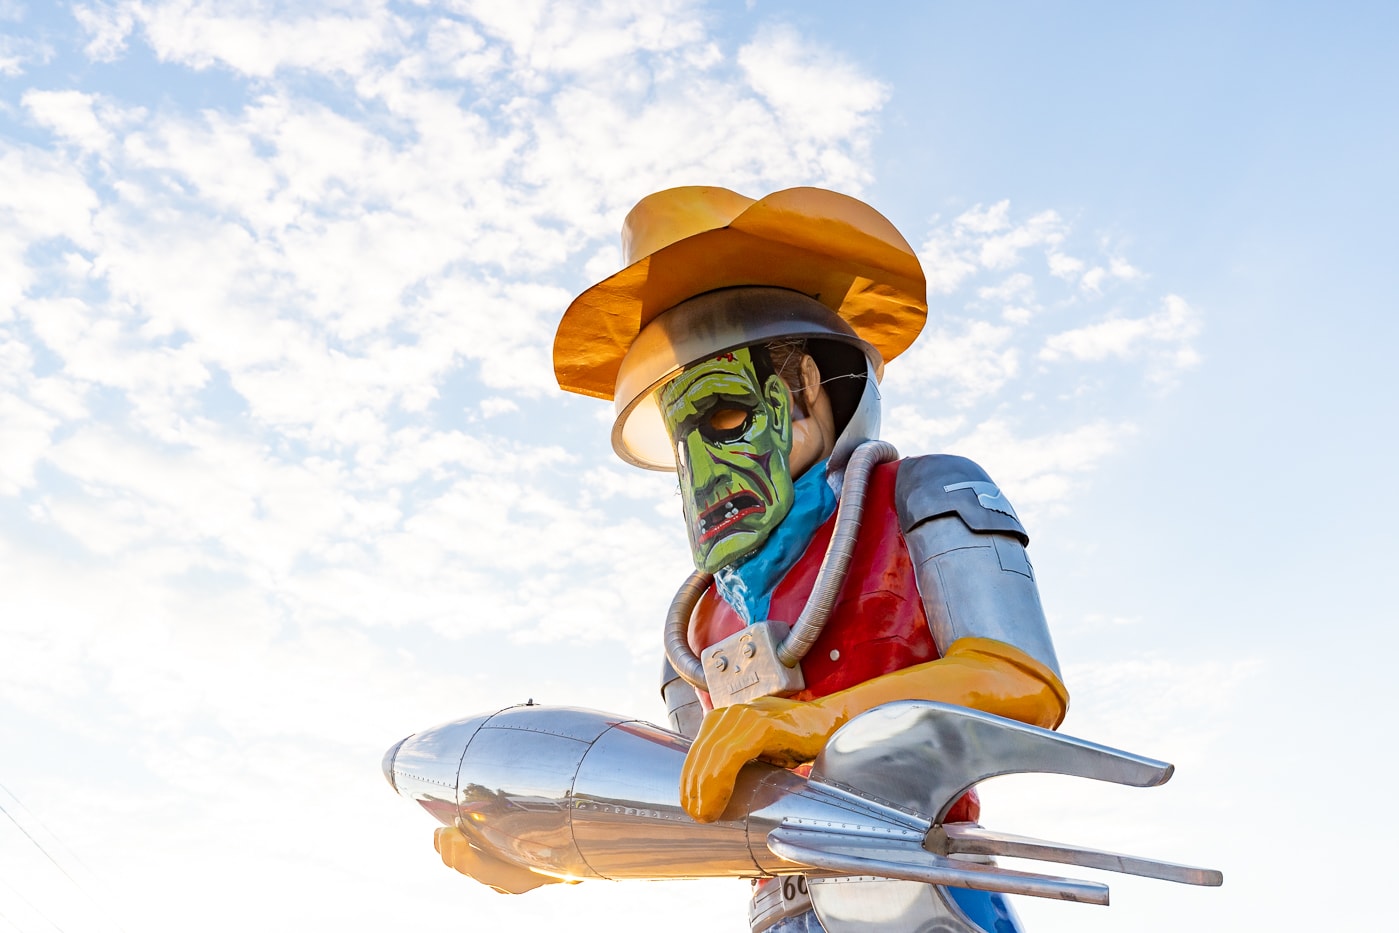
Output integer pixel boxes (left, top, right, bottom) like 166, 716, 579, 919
660, 348, 796, 573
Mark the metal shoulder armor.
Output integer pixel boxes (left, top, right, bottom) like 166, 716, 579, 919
660, 655, 704, 738
895, 455, 1061, 679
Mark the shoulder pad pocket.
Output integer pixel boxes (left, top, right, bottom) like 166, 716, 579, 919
895, 455, 1028, 543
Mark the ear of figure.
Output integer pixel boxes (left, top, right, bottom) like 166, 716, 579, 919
789, 353, 837, 479
763, 373, 794, 448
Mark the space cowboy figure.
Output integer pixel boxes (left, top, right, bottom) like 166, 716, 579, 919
435, 186, 1069, 932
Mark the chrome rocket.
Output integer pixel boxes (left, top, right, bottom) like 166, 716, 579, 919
384, 700, 1219, 932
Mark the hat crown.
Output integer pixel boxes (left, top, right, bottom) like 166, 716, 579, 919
620, 186, 757, 265
554, 185, 927, 404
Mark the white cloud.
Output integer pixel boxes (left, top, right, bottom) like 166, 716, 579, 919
881, 202, 1203, 515
978, 208, 1067, 270
0, 389, 57, 494
91, 0, 404, 78
478, 396, 518, 417
885, 319, 1019, 404
920, 227, 981, 295
1, 0, 893, 674
884, 412, 1136, 519
23, 89, 117, 151
0, 145, 99, 325
73, 1, 137, 61
1047, 249, 1085, 280
738, 23, 888, 147
945, 418, 1136, 511
0, 6, 1209, 932
1062, 654, 1263, 755
464, 0, 705, 78
921, 202, 1067, 293
1040, 293, 1202, 383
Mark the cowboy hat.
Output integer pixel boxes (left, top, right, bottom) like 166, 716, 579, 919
552, 186, 928, 402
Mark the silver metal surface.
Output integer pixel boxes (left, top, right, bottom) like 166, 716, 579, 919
386, 702, 1221, 915
570, 718, 760, 877
612, 288, 883, 470
807, 878, 986, 933
768, 824, 1109, 904
660, 658, 705, 738
822, 358, 880, 492
941, 481, 1021, 521
903, 512, 1061, 678
384, 714, 491, 828
751, 876, 814, 933
934, 825, 1223, 887
387, 704, 926, 882
813, 701, 1171, 824
703, 620, 806, 707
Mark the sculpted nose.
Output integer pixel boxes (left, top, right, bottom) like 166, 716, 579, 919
684, 429, 709, 472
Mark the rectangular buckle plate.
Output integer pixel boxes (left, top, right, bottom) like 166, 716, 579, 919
702, 620, 805, 708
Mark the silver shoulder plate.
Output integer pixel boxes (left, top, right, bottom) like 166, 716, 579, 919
895, 457, 1059, 676
895, 455, 1027, 542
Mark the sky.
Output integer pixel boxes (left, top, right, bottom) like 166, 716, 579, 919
0, 1, 1394, 931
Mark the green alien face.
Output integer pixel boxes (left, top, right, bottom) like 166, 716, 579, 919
660, 347, 796, 573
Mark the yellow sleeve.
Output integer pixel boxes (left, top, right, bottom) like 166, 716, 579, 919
812, 636, 1068, 731
680, 637, 1067, 822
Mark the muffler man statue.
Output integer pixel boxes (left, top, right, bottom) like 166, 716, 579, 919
435, 186, 1068, 932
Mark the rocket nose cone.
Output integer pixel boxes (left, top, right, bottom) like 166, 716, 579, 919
382, 735, 411, 793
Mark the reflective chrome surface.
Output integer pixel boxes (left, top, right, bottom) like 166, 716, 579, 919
751, 875, 814, 933
387, 704, 926, 881
384, 713, 492, 828
941, 481, 1021, 522
808, 877, 983, 933
664, 569, 712, 691
903, 514, 1061, 678
813, 701, 1171, 824
660, 656, 704, 738
822, 357, 880, 491
934, 825, 1223, 887
768, 824, 1108, 904
386, 701, 1221, 913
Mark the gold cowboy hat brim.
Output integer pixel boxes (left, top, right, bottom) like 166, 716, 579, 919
553, 186, 928, 400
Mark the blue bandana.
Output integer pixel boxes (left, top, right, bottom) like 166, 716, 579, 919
713, 460, 837, 624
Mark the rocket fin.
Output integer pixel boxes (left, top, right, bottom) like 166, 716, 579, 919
766, 823, 1109, 905
934, 824, 1223, 887
811, 701, 1173, 824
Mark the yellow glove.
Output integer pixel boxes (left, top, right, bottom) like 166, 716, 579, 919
433, 826, 562, 894
680, 637, 1069, 823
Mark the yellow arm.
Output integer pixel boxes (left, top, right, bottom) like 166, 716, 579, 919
680, 637, 1068, 822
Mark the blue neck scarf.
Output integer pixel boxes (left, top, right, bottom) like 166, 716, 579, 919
713, 460, 837, 624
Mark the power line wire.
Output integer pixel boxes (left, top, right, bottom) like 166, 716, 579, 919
0, 780, 123, 933
0, 791, 86, 893
0, 874, 65, 933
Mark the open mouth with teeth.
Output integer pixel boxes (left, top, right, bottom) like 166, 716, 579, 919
697, 491, 765, 544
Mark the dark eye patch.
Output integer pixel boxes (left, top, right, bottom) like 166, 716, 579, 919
700, 406, 752, 443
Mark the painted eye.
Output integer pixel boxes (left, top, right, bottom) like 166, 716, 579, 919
709, 409, 747, 431
701, 407, 751, 442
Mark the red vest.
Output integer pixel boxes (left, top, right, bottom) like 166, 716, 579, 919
688, 460, 979, 823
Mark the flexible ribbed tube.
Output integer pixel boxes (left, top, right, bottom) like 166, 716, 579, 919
662, 440, 899, 690
776, 440, 899, 668
664, 569, 713, 690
